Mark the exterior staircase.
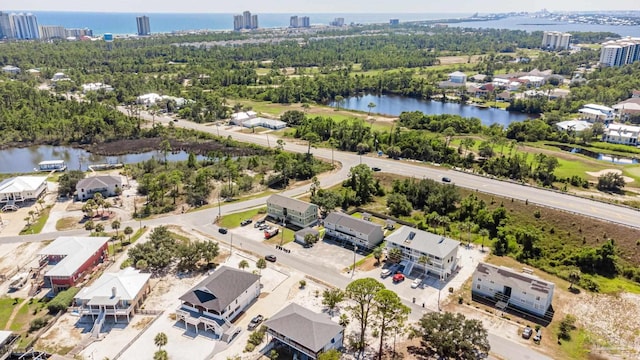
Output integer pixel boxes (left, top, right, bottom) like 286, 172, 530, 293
90, 310, 106, 339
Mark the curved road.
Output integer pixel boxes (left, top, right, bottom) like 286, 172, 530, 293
154, 112, 640, 229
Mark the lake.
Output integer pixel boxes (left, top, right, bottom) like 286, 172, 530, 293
0, 145, 201, 174
332, 94, 533, 126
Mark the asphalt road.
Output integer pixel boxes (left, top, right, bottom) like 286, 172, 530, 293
144, 111, 640, 229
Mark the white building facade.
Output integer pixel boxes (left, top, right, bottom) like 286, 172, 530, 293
385, 226, 459, 279
323, 212, 384, 249
602, 123, 640, 145
541, 31, 571, 50
599, 38, 640, 67
472, 262, 555, 318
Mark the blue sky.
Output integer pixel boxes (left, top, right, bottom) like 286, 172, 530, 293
3, 0, 639, 13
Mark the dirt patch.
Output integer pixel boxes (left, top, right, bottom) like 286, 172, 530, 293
357, 256, 382, 272
586, 169, 634, 183
56, 216, 83, 231
437, 55, 482, 65
85, 138, 269, 157
37, 314, 84, 355
132, 317, 153, 330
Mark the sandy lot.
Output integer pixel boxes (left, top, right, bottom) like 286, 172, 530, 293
586, 169, 634, 183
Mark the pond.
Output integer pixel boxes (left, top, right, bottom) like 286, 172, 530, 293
549, 144, 638, 165
331, 94, 533, 126
0, 145, 203, 174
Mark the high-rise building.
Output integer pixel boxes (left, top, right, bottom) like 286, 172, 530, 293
65, 28, 93, 38
290, 16, 310, 28
301, 16, 310, 28
330, 17, 345, 27
39, 25, 66, 39
599, 37, 640, 67
0, 12, 12, 39
136, 15, 150, 36
10, 13, 39, 39
290, 16, 299, 28
390, 19, 400, 26
233, 11, 258, 30
541, 31, 571, 50
233, 15, 243, 31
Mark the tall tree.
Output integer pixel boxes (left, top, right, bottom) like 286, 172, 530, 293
413, 312, 490, 360
154, 332, 168, 350
373, 289, 410, 360
345, 278, 385, 350
111, 220, 121, 236
322, 288, 345, 315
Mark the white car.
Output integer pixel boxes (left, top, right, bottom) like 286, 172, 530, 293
380, 268, 393, 278
411, 278, 423, 288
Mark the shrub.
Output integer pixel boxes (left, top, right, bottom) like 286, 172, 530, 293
244, 343, 255, 352
47, 287, 79, 314
29, 315, 52, 332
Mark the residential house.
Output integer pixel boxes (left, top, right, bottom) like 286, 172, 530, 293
176, 266, 260, 339
76, 175, 124, 201
613, 97, 640, 119
323, 212, 384, 250
448, 71, 467, 84
230, 111, 258, 125
632, 90, 640, 98
136, 93, 187, 107
38, 236, 110, 293
555, 120, 592, 134
602, 123, 640, 145
294, 227, 320, 246
579, 104, 616, 122
241, 117, 287, 130
1, 65, 20, 74
74, 268, 151, 323
0, 176, 47, 209
264, 303, 344, 360
467, 83, 495, 98
496, 91, 511, 102
81, 83, 114, 93
385, 226, 460, 279
472, 262, 555, 318
51, 72, 70, 82
266, 194, 318, 228
470, 74, 487, 82
518, 75, 546, 88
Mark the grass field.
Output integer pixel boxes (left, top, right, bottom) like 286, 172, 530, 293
0, 297, 19, 329
20, 206, 51, 235
219, 207, 267, 228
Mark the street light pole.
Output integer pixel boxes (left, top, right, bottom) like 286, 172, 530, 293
351, 245, 358, 278
437, 276, 443, 311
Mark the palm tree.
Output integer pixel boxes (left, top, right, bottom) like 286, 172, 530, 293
37, 199, 45, 211
338, 313, 350, 328
124, 226, 134, 243
28, 210, 35, 222
85, 220, 95, 231
95, 223, 105, 234
111, 220, 121, 236
256, 258, 267, 275
238, 260, 249, 271
387, 248, 403, 264
568, 270, 581, 290
372, 247, 383, 265
418, 255, 430, 276
153, 350, 168, 360
367, 102, 376, 116
154, 332, 168, 350
479, 229, 490, 251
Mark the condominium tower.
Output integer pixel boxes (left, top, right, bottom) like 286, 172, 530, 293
541, 31, 571, 50
290, 16, 310, 28
0, 12, 12, 39
136, 15, 150, 36
10, 13, 39, 39
600, 37, 640, 67
233, 10, 258, 30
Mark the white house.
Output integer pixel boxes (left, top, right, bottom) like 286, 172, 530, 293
264, 303, 344, 360
177, 266, 259, 340
323, 212, 384, 250
51, 72, 70, 82
518, 75, 546, 88
266, 194, 318, 228
230, 111, 258, 125
555, 120, 592, 134
602, 123, 640, 145
385, 226, 460, 280
1, 65, 21, 75
448, 71, 467, 84
472, 262, 555, 318
74, 268, 151, 324
81, 83, 114, 93
0, 176, 48, 207
136, 93, 187, 107
579, 104, 616, 122
76, 175, 124, 201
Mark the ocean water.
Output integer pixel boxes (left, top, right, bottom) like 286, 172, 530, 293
21, 12, 472, 35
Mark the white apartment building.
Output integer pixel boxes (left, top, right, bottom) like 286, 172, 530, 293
602, 123, 640, 145
599, 37, 640, 67
39, 25, 65, 39
266, 194, 318, 228
323, 212, 385, 249
136, 15, 150, 36
472, 262, 555, 318
578, 103, 616, 122
10, 13, 39, 40
541, 31, 571, 50
385, 226, 459, 279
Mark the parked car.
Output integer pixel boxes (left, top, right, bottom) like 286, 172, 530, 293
218, 227, 228, 234
248, 315, 264, 330
265, 255, 277, 262
533, 329, 542, 343
411, 278, 423, 288
392, 273, 405, 283
522, 326, 533, 339
259, 224, 270, 231
254, 220, 265, 228
441, 177, 452, 183
380, 268, 392, 278
371, 167, 381, 172
241, 219, 253, 226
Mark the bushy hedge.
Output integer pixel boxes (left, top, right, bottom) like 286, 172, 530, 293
47, 287, 79, 314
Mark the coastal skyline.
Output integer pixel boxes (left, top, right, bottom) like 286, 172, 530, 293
2, 0, 640, 14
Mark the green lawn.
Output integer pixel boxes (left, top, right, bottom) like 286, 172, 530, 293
9, 301, 31, 331
591, 274, 640, 294
219, 207, 267, 228
264, 227, 295, 245
0, 297, 19, 329
20, 206, 51, 235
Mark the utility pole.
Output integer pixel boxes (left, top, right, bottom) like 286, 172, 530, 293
351, 245, 358, 278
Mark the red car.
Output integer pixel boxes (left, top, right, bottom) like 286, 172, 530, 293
392, 273, 405, 283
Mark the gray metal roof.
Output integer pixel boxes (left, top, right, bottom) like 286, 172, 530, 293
324, 212, 382, 236
264, 303, 342, 352
76, 175, 122, 190
476, 262, 554, 294
385, 226, 460, 258
179, 266, 259, 313
267, 194, 316, 213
